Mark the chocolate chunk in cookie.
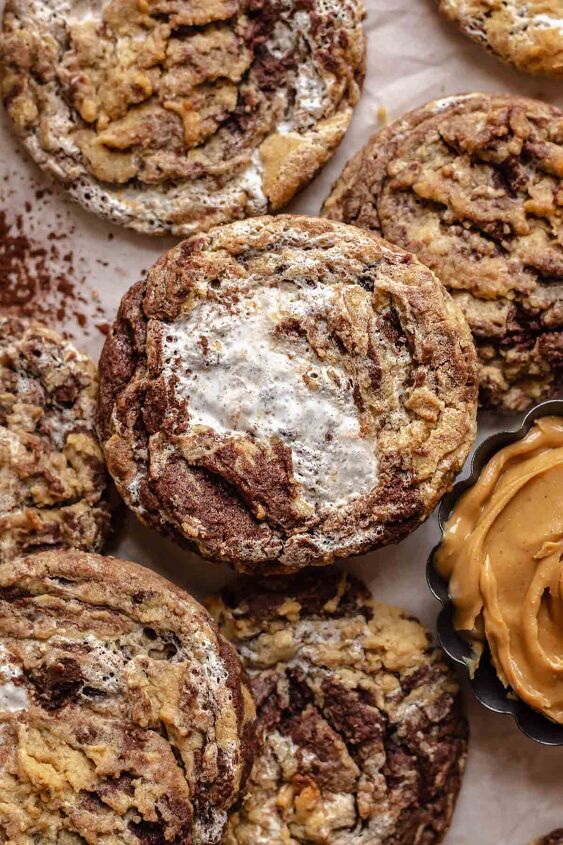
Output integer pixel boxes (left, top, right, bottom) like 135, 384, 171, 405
324, 93, 563, 410
208, 570, 469, 845
0, 549, 256, 845
0, 0, 365, 235
0, 317, 111, 562
437, 1, 563, 78
97, 215, 477, 572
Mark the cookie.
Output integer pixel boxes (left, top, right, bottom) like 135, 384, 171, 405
97, 215, 477, 573
0, 316, 111, 562
531, 832, 563, 845
0, 548, 256, 845
0, 0, 365, 236
324, 93, 563, 411
207, 570, 469, 845
438, 1, 563, 78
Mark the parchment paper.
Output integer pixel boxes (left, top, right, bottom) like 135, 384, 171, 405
1, 1, 562, 842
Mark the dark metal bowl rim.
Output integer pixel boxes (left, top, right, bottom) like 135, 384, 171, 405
427, 399, 563, 746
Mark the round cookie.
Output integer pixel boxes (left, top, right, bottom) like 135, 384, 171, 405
0, 0, 365, 236
324, 93, 563, 411
207, 570, 469, 845
531, 833, 563, 845
0, 316, 111, 562
97, 215, 477, 573
0, 549, 256, 845
437, 1, 563, 78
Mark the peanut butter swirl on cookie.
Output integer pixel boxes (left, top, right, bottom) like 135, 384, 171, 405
0, 317, 111, 563
0, 550, 256, 845
97, 216, 477, 573
325, 94, 563, 410
438, 0, 563, 78
0, 0, 365, 235
208, 570, 468, 845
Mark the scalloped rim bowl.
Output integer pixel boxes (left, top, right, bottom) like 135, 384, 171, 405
427, 399, 563, 746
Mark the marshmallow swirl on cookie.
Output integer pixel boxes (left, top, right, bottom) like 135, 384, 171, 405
97, 216, 477, 572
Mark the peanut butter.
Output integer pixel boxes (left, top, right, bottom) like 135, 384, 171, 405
436, 416, 563, 723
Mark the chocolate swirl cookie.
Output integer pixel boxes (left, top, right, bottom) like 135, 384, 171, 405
0, 317, 111, 563
0, 549, 256, 845
97, 215, 477, 573
208, 570, 469, 845
437, 1, 563, 78
0, 0, 365, 235
324, 94, 563, 410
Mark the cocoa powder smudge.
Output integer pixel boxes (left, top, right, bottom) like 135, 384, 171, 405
0, 209, 107, 336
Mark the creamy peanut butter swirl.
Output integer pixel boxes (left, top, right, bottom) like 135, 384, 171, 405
436, 416, 563, 723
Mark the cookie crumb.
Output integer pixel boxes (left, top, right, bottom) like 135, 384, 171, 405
377, 105, 389, 125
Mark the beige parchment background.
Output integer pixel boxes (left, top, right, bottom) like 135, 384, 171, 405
0, 1, 562, 842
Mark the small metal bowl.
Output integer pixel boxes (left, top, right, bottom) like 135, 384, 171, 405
427, 399, 563, 746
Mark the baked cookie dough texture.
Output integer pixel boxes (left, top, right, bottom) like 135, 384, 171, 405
0, 549, 256, 845
208, 570, 469, 845
438, 0, 563, 78
325, 94, 563, 411
0, 0, 365, 235
97, 216, 478, 573
0, 317, 111, 563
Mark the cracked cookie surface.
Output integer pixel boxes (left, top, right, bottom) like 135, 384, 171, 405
97, 215, 477, 573
437, 0, 563, 78
324, 94, 563, 411
208, 570, 469, 845
0, 317, 111, 563
0, 0, 365, 235
0, 549, 256, 845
